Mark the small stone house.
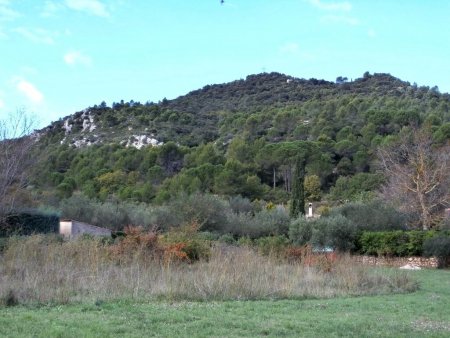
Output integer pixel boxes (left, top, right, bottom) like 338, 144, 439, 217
59, 219, 111, 238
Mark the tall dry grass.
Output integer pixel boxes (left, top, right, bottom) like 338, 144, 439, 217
0, 235, 418, 305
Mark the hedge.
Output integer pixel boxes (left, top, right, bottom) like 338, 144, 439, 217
0, 212, 59, 237
358, 230, 450, 257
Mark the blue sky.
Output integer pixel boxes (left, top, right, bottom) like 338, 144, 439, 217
1, 0, 450, 128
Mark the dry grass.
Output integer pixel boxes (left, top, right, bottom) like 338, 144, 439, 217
0, 235, 418, 305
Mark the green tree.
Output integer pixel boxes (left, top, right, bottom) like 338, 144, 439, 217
304, 175, 321, 201
290, 157, 306, 218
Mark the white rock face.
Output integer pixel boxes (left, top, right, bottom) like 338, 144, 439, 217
125, 135, 163, 149
82, 111, 96, 132
63, 119, 72, 134
72, 137, 98, 148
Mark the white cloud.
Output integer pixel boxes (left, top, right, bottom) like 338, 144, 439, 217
280, 42, 300, 55
41, 1, 63, 17
15, 79, 44, 104
14, 27, 57, 44
368, 28, 376, 38
0, 27, 7, 39
0, 0, 20, 21
64, 51, 92, 66
65, 0, 109, 17
308, 0, 352, 11
321, 15, 359, 25
279, 42, 314, 61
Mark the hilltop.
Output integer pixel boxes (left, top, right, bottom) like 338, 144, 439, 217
38, 71, 448, 148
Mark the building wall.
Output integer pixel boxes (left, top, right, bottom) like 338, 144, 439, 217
59, 220, 111, 238
59, 220, 73, 237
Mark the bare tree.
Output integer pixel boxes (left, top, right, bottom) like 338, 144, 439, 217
378, 127, 450, 230
0, 110, 37, 219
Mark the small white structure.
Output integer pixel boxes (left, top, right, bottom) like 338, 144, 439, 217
399, 264, 421, 270
308, 203, 313, 218
59, 219, 111, 239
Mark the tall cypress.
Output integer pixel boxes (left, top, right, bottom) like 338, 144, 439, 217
290, 156, 305, 218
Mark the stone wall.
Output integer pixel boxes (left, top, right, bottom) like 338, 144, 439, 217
354, 255, 438, 268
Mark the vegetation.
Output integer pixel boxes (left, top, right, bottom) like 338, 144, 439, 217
289, 157, 305, 218
0, 269, 449, 337
24, 72, 449, 222
0, 111, 36, 221
1, 71, 450, 336
358, 230, 450, 258
378, 127, 450, 229
0, 234, 416, 306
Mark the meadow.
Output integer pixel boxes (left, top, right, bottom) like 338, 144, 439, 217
1, 235, 449, 337
0, 269, 449, 337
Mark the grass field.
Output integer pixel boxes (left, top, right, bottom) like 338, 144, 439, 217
0, 268, 449, 337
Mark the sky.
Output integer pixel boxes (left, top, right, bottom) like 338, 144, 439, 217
1, 0, 450, 128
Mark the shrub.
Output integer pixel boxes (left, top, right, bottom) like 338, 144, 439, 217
162, 193, 230, 232
289, 217, 312, 246
289, 215, 357, 252
330, 201, 407, 231
357, 230, 450, 257
328, 173, 384, 202
325, 215, 357, 252
254, 235, 290, 257
160, 221, 211, 262
61, 194, 160, 230
0, 212, 59, 237
229, 195, 254, 214
423, 236, 450, 268
109, 226, 162, 262
225, 208, 290, 238
218, 233, 236, 245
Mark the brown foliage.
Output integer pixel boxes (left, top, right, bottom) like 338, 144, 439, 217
109, 226, 163, 262
285, 244, 339, 272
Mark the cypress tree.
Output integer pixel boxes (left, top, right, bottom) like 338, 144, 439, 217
290, 156, 305, 218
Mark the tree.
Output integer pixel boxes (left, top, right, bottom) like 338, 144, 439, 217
0, 111, 36, 219
304, 175, 321, 201
290, 156, 305, 218
378, 127, 450, 230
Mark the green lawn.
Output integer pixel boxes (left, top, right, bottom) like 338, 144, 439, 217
1, 269, 449, 337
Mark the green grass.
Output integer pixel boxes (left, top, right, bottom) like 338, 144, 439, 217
0, 269, 449, 337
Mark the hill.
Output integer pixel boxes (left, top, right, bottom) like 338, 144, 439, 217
30, 71, 450, 206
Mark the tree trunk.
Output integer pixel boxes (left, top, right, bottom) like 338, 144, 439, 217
273, 167, 276, 189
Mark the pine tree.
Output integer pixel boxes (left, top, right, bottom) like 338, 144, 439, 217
290, 156, 305, 218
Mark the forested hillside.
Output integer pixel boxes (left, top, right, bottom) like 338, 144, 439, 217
30, 72, 450, 209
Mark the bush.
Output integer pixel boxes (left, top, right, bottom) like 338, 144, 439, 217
325, 215, 357, 252
218, 233, 236, 245
225, 208, 290, 238
423, 236, 450, 268
330, 201, 407, 231
328, 173, 384, 202
162, 193, 229, 232
0, 212, 59, 237
289, 217, 312, 246
160, 221, 211, 262
229, 195, 254, 214
358, 230, 450, 257
289, 215, 357, 252
61, 194, 158, 230
254, 235, 290, 257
